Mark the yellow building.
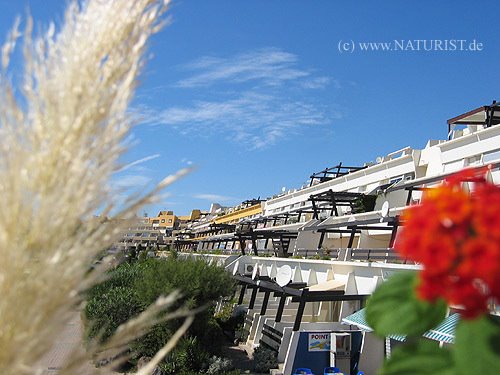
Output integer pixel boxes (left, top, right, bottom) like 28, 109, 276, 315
177, 209, 203, 227
215, 202, 263, 225
149, 210, 177, 229
149, 209, 203, 230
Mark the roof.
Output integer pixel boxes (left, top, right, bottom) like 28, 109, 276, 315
447, 102, 500, 126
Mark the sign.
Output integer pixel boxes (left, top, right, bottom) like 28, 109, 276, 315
308, 333, 331, 352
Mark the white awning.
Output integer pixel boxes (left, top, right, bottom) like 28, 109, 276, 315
308, 279, 345, 292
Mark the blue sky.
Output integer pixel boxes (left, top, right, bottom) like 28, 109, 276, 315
1, 0, 499, 216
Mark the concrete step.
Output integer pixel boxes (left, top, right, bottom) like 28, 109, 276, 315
270, 363, 285, 375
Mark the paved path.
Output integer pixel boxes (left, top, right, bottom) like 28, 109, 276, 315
38, 312, 96, 374
221, 342, 254, 372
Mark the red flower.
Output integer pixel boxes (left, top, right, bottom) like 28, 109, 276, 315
396, 167, 500, 318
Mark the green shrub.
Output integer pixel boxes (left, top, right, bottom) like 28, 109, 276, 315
84, 262, 144, 343
131, 323, 174, 359
352, 194, 377, 213
84, 285, 142, 343
206, 355, 233, 374
84, 257, 236, 366
159, 336, 209, 374
215, 304, 245, 343
253, 345, 278, 373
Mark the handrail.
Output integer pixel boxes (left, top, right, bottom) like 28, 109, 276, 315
385, 161, 500, 193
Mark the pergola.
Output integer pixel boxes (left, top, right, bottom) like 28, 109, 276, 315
235, 228, 299, 257
301, 212, 403, 262
309, 162, 367, 186
310, 215, 399, 248
195, 225, 299, 256
308, 190, 376, 219
173, 238, 199, 252
195, 223, 236, 237
241, 198, 265, 207
234, 274, 368, 331
197, 234, 238, 253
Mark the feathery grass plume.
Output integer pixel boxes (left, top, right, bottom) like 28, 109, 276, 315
0, 0, 191, 373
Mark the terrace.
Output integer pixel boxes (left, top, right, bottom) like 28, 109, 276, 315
309, 163, 367, 186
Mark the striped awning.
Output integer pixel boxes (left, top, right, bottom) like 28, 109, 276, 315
341, 308, 405, 342
342, 308, 372, 332
342, 309, 459, 344
422, 313, 460, 344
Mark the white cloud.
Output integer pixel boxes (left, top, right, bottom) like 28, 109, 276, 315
117, 153, 160, 172
113, 174, 151, 189
143, 91, 335, 149
177, 48, 311, 88
301, 76, 334, 89
193, 193, 237, 202
137, 48, 339, 149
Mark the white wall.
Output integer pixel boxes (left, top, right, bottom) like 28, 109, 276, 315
359, 332, 385, 375
264, 153, 420, 215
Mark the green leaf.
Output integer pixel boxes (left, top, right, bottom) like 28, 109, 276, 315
453, 315, 500, 375
366, 271, 447, 337
380, 339, 455, 375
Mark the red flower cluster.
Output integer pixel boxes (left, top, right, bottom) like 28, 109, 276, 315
396, 167, 500, 318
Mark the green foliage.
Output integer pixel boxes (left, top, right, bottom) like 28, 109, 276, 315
235, 325, 249, 343
366, 271, 447, 337
138, 249, 148, 261
367, 271, 500, 374
253, 345, 278, 373
380, 339, 454, 375
453, 315, 500, 374
214, 301, 236, 322
85, 285, 143, 343
206, 355, 233, 374
84, 257, 236, 366
131, 323, 174, 359
84, 263, 144, 343
214, 303, 245, 339
87, 262, 140, 298
133, 257, 235, 308
352, 194, 377, 213
159, 336, 209, 374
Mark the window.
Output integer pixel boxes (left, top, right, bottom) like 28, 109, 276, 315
389, 177, 402, 184
483, 149, 500, 163
467, 155, 481, 166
